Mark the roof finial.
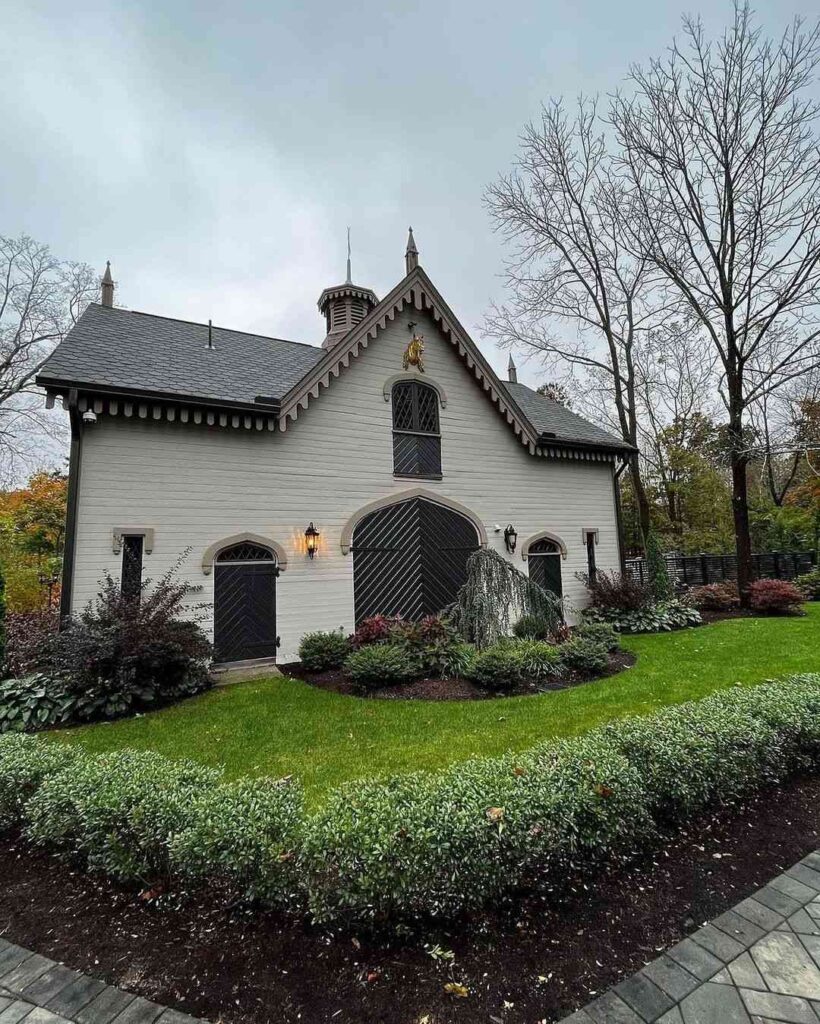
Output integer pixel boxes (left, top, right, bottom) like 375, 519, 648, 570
405, 227, 419, 274
101, 260, 114, 308
507, 354, 518, 384
345, 227, 352, 285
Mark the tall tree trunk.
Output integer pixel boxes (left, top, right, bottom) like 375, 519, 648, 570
728, 402, 753, 606
629, 454, 652, 548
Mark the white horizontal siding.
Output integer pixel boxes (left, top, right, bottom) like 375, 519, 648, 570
72, 309, 620, 662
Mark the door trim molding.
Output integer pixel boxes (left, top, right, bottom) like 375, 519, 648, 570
202, 532, 288, 574
340, 487, 487, 554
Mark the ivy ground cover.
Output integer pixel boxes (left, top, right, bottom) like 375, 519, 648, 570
50, 605, 820, 803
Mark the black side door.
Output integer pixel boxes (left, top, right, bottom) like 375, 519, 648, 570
213, 562, 278, 662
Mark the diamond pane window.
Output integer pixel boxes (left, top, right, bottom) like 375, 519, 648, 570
391, 381, 441, 477
216, 542, 275, 563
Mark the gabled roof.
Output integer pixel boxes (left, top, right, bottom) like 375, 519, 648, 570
37, 304, 323, 409
36, 269, 630, 455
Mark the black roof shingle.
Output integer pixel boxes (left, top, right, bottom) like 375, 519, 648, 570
38, 303, 628, 450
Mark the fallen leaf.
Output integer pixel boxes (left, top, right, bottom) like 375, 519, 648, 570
444, 982, 469, 998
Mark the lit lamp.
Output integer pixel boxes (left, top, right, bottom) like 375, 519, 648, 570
504, 523, 517, 553
305, 522, 320, 559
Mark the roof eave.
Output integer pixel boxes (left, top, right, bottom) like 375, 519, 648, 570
36, 375, 282, 414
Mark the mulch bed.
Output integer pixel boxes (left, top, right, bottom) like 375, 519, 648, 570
280, 651, 636, 701
1, 775, 819, 1024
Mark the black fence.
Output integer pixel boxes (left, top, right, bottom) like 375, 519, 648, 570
625, 551, 817, 589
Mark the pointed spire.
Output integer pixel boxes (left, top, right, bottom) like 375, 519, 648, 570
345, 227, 352, 285
101, 261, 114, 308
405, 227, 419, 274
507, 355, 518, 384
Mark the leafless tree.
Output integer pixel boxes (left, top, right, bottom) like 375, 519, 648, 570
611, 3, 820, 600
0, 234, 96, 481
484, 98, 678, 543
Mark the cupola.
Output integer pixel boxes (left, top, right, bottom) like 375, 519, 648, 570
318, 231, 378, 349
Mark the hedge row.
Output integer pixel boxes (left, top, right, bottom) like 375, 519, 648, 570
1, 674, 819, 928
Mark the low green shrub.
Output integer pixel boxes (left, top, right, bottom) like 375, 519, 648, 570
512, 613, 555, 641
572, 621, 620, 653
298, 630, 351, 671
171, 776, 305, 908
465, 639, 563, 691
0, 733, 82, 829
25, 750, 222, 883
585, 599, 701, 633
301, 733, 650, 924
343, 643, 414, 689
560, 637, 609, 675
796, 569, 820, 600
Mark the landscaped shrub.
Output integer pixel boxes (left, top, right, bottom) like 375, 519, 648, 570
301, 733, 652, 924
687, 581, 739, 611
0, 733, 82, 828
580, 569, 653, 612
4, 610, 59, 678
572, 621, 621, 652
585, 599, 701, 633
644, 529, 671, 600
25, 750, 222, 883
39, 566, 212, 727
343, 643, 415, 690
512, 613, 558, 641
298, 630, 351, 671
796, 568, 820, 600
170, 776, 305, 908
748, 579, 805, 615
387, 616, 471, 678
350, 615, 398, 648
465, 639, 562, 691
560, 637, 610, 675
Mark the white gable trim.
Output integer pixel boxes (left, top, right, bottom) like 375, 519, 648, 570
339, 487, 489, 555
277, 267, 539, 453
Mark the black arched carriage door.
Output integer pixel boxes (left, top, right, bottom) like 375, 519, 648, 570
352, 497, 480, 624
213, 542, 279, 663
527, 538, 563, 599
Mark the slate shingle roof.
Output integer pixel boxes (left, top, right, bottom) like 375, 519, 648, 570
502, 381, 627, 450
37, 304, 324, 407
38, 303, 628, 450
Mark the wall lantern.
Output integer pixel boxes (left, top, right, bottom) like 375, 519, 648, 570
503, 523, 518, 554
305, 522, 320, 559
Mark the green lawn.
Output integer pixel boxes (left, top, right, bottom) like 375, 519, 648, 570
51, 605, 820, 803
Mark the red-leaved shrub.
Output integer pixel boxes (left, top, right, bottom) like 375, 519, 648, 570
747, 579, 804, 615
349, 615, 400, 647
5, 610, 60, 677
687, 581, 739, 611
580, 569, 653, 611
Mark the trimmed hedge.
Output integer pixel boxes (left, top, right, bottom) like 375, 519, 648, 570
1, 674, 819, 928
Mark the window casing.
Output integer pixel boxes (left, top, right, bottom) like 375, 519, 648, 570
120, 534, 144, 602
585, 531, 597, 583
391, 381, 442, 478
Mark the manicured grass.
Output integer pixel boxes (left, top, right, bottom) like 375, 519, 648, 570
51, 606, 820, 803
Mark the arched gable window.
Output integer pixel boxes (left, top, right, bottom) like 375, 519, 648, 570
391, 380, 442, 478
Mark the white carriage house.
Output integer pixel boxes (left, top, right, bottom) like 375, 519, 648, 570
38, 233, 631, 665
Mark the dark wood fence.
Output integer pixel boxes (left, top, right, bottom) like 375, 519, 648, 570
625, 551, 817, 589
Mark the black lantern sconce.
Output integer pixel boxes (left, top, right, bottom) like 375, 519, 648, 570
305, 522, 320, 559
504, 523, 518, 554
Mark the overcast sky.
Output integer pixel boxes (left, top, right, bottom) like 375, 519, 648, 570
2, 0, 816, 393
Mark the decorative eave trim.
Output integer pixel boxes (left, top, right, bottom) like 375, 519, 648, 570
339, 487, 488, 555
521, 530, 568, 560
201, 533, 289, 575
278, 266, 541, 453
382, 372, 448, 408
43, 390, 278, 433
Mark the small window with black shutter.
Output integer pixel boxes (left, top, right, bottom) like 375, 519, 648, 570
391, 380, 441, 478
585, 530, 597, 583
121, 534, 144, 602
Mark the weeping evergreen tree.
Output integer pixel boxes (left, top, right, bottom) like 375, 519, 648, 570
448, 548, 563, 648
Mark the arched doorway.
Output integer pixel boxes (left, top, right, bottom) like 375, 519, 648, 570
352, 496, 480, 623
527, 538, 563, 599
213, 540, 279, 663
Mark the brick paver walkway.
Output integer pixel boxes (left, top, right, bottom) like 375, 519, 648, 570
558, 849, 820, 1023
0, 938, 207, 1024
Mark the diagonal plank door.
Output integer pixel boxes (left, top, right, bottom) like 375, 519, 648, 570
214, 562, 278, 662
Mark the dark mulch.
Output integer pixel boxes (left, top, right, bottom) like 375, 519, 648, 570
280, 651, 636, 701
1, 775, 819, 1024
